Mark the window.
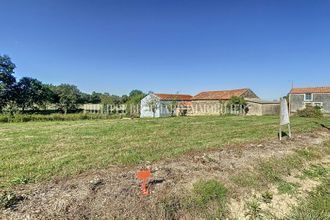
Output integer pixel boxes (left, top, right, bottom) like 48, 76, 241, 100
304, 93, 313, 101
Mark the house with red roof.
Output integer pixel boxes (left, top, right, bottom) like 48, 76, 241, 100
191, 88, 259, 115
140, 93, 192, 117
289, 86, 330, 114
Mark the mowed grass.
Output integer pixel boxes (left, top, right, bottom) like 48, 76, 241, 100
0, 116, 329, 188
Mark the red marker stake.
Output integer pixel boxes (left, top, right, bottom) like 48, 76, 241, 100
137, 169, 151, 196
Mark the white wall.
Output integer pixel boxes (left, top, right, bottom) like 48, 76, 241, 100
140, 94, 176, 117
140, 94, 161, 118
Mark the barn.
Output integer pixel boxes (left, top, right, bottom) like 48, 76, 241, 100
191, 88, 259, 115
140, 93, 193, 118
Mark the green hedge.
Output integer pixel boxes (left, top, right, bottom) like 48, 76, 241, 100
0, 113, 122, 123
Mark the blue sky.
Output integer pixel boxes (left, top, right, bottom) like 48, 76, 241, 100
1, 0, 329, 99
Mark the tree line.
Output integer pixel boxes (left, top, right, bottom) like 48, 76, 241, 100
0, 55, 146, 114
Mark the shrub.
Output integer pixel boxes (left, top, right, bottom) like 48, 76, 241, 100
297, 106, 323, 118
0, 115, 9, 122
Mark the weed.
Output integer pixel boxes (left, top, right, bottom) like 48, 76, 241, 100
245, 197, 263, 220
0, 192, 24, 209
261, 191, 273, 204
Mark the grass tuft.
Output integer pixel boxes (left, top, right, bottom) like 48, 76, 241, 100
277, 180, 300, 194
189, 179, 228, 219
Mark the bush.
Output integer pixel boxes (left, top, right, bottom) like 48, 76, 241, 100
297, 106, 323, 118
0, 115, 9, 123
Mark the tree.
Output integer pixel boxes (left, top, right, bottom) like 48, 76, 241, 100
97, 93, 121, 105
52, 84, 81, 114
0, 55, 17, 111
227, 96, 247, 115
126, 90, 146, 117
42, 84, 60, 105
89, 92, 102, 103
129, 89, 144, 98
121, 95, 129, 103
126, 89, 145, 105
16, 77, 50, 112
227, 96, 247, 106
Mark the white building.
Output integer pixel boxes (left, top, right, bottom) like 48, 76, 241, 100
140, 93, 192, 118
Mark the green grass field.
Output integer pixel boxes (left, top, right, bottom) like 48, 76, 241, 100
0, 115, 329, 189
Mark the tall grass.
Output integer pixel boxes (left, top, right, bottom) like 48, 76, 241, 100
0, 113, 121, 123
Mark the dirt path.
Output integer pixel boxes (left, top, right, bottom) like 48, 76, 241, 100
1, 129, 329, 220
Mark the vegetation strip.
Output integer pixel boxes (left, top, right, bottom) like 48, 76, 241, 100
1, 116, 329, 189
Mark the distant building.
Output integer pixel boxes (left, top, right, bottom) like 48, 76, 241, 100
140, 88, 281, 117
140, 93, 192, 118
245, 98, 280, 116
191, 88, 259, 115
289, 87, 330, 114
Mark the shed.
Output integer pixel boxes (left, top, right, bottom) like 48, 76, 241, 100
140, 93, 192, 118
245, 98, 280, 116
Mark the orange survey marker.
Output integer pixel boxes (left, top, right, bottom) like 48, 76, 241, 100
136, 169, 152, 196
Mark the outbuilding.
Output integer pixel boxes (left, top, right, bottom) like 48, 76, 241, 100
245, 98, 280, 116
140, 93, 192, 118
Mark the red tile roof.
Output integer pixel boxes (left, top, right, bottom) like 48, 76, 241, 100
154, 93, 193, 101
290, 87, 330, 94
193, 88, 250, 100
